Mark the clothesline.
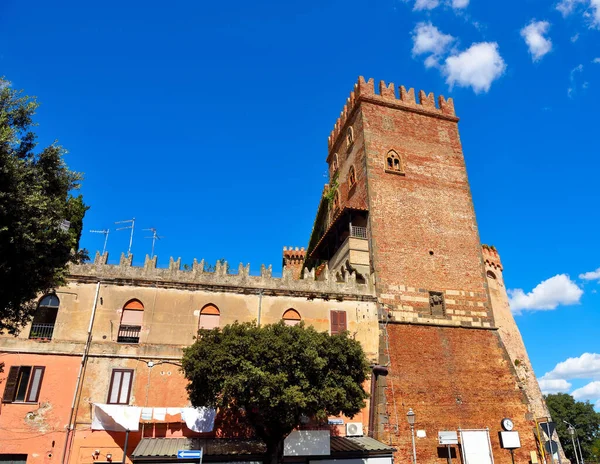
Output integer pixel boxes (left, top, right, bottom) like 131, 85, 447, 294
92, 404, 216, 433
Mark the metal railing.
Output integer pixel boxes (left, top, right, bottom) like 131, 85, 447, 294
350, 225, 368, 239
117, 325, 141, 343
29, 323, 55, 340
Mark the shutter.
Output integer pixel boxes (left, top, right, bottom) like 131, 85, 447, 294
2, 366, 21, 403
26, 367, 45, 402
338, 311, 347, 332
330, 311, 339, 335
121, 309, 143, 325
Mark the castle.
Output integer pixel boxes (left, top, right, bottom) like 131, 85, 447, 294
0, 77, 560, 464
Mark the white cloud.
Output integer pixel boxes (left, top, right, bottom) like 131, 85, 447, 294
508, 274, 583, 313
572, 381, 600, 400
571, 33, 580, 42
580, 267, 600, 280
593, 58, 600, 63
452, 0, 469, 8
569, 64, 584, 98
520, 21, 553, 62
414, 0, 440, 10
556, 0, 600, 28
412, 22, 455, 68
538, 377, 572, 394
443, 42, 506, 93
543, 353, 600, 380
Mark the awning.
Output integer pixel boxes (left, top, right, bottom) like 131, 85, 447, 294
132, 437, 395, 462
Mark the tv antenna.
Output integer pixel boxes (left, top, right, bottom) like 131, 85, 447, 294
115, 218, 135, 256
144, 228, 163, 258
89, 229, 110, 255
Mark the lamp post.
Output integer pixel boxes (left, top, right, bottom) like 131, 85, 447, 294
567, 425, 580, 464
407, 408, 417, 464
564, 421, 584, 464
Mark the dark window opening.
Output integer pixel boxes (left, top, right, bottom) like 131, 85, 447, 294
2, 366, 45, 403
30, 294, 59, 340
487, 270, 497, 279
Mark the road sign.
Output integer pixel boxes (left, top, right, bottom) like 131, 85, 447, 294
177, 450, 203, 460
439, 431, 459, 445
540, 422, 556, 438
544, 440, 559, 454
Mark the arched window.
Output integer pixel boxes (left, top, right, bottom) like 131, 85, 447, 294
118, 299, 144, 343
282, 309, 301, 326
487, 270, 497, 280
333, 191, 340, 211
199, 304, 220, 330
29, 294, 60, 340
348, 166, 356, 188
347, 127, 354, 147
332, 153, 339, 172
385, 150, 403, 173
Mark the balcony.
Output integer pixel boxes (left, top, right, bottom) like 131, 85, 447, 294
117, 325, 141, 343
29, 323, 55, 340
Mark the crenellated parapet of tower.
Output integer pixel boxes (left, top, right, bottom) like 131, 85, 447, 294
482, 244, 503, 270
68, 251, 375, 299
328, 76, 458, 151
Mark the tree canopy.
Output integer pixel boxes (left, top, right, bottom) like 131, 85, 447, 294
545, 393, 600, 462
0, 78, 88, 334
181, 321, 370, 464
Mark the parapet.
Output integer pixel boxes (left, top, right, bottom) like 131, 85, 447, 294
328, 77, 457, 151
69, 251, 375, 299
282, 246, 306, 263
482, 244, 503, 271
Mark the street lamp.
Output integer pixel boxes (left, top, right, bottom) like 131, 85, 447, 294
564, 421, 584, 464
407, 408, 417, 464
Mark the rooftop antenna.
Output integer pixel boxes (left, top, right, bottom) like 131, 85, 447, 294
115, 218, 135, 256
143, 227, 163, 258
89, 229, 110, 255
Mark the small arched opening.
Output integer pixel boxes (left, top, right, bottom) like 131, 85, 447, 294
118, 299, 144, 343
282, 309, 301, 326
29, 294, 60, 340
199, 304, 221, 330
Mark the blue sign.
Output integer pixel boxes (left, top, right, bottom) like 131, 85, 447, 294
177, 450, 203, 459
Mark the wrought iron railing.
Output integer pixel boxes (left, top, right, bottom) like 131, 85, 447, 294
29, 323, 55, 340
350, 225, 368, 239
117, 325, 141, 343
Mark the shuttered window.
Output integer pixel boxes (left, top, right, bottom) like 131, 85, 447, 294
330, 310, 347, 335
107, 369, 133, 405
2, 366, 45, 403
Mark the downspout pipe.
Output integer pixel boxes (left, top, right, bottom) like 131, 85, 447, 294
61, 281, 101, 464
368, 365, 389, 438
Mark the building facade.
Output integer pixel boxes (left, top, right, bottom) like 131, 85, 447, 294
0, 76, 559, 464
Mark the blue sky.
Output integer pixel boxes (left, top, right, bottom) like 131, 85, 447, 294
1, 0, 599, 408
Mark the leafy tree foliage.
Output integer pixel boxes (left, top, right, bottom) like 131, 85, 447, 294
182, 321, 370, 464
0, 78, 88, 334
545, 393, 600, 462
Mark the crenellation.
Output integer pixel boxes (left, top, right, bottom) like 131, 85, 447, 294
328, 76, 458, 151
69, 253, 374, 298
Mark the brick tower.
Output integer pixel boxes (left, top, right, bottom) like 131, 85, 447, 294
306, 77, 549, 464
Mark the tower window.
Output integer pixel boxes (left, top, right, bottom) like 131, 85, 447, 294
487, 270, 497, 279
348, 166, 356, 189
385, 150, 404, 174
429, 291, 446, 316
332, 153, 339, 172
347, 127, 354, 148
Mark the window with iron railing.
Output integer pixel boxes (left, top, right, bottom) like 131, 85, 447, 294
29, 294, 59, 340
117, 324, 141, 343
350, 225, 368, 239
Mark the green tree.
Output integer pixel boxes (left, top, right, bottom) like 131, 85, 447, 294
0, 78, 88, 334
545, 393, 600, 462
181, 321, 370, 464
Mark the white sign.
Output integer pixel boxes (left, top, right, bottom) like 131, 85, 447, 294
500, 431, 521, 449
459, 430, 494, 464
439, 431, 459, 445
284, 430, 330, 456
416, 430, 427, 438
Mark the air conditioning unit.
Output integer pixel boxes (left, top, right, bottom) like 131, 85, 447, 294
346, 422, 364, 437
